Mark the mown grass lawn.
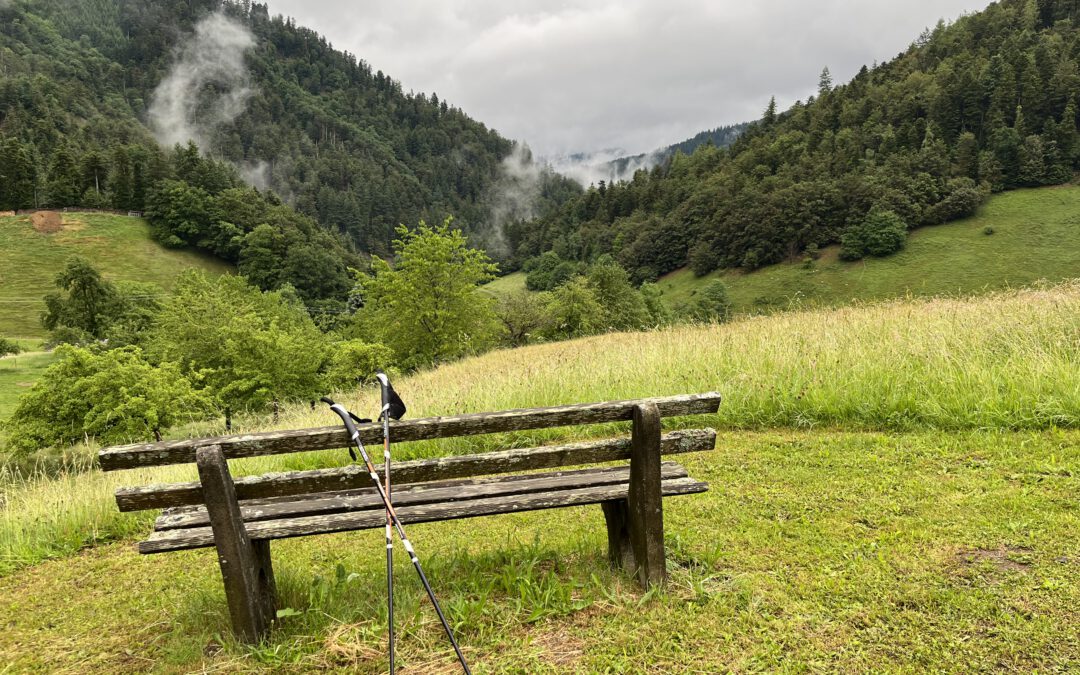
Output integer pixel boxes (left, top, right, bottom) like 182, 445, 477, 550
0, 212, 231, 338
0, 430, 1076, 672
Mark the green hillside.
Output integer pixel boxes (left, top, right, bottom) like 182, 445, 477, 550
487, 184, 1080, 315
0, 212, 231, 338
509, 0, 1080, 283
657, 183, 1080, 312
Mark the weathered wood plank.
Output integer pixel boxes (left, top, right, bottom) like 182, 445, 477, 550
139, 477, 709, 554
155, 463, 692, 531
163, 461, 689, 515
628, 403, 666, 588
196, 446, 275, 643
117, 429, 716, 512
601, 500, 635, 572
100, 392, 721, 471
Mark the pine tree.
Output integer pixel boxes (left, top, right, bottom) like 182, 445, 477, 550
818, 67, 833, 96
0, 137, 36, 209
45, 145, 81, 207
110, 146, 135, 211
80, 151, 108, 199
1057, 101, 1080, 166
954, 131, 980, 179
763, 96, 778, 126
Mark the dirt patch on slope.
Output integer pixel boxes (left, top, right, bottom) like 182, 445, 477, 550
958, 548, 1031, 572
30, 211, 62, 233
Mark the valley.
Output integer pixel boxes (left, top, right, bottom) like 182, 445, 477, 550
1, 0, 1078, 671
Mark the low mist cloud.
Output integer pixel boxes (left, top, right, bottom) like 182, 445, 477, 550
148, 11, 255, 151
477, 143, 545, 258
547, 148, 662, 187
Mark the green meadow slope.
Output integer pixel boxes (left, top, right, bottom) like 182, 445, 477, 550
0, 284, 1077, 670
0, 212, 232, 338
488, 185, 1080, 315
658, 184, 1080, 312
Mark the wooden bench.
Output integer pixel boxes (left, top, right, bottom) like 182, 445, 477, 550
99, 393, 720, 643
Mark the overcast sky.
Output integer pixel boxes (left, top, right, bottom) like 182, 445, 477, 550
266, 0, 991, 158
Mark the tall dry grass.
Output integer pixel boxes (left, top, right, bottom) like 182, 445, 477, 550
1, 282, 1077, 573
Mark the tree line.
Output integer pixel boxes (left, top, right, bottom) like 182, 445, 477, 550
5, 223, 730, 454
508, 0, 1080, 282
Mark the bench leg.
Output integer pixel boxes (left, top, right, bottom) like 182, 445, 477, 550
601, 500, 636, 572
196, 445, 277, 644
628, 403, 665, 589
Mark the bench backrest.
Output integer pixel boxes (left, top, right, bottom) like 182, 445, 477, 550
100, 393, 721, 512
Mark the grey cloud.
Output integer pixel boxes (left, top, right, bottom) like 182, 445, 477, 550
267, 0, 990, 158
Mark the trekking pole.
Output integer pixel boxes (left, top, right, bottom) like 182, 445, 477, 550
322, 398, 471, 674
375, 372, 406, 674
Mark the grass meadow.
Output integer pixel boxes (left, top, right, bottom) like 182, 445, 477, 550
0, 349, 53, 423
486, 184, 1080, 319
0, 211, 231, 338
658, 183, 1080, 312
0, 283, 1077, 671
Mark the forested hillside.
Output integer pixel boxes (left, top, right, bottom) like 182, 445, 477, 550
510, 0, 1080, 282
0, 0, 578, 277
605, 122, 750, 179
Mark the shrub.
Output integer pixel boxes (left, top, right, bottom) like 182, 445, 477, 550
325, 340, 396, 391
639, 282, 671, 326
5, 346, 214, 453
544, 277, 604, 339
688, 240, 722, 277
921, 178, 986, 225
690, 280, 732, 323
840, 209, 907, 261
585, 256, 649, 331
0, 337, 22, 357
525, 251, 580, 291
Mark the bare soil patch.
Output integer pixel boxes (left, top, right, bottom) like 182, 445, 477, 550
529, 624, 586, 668
957, 547, 1032, 573
30, 211, 62, 233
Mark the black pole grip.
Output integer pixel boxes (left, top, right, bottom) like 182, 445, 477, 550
379, 372, 390, 410
323, 398, 360, 439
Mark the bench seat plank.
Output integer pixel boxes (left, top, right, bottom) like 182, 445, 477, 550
117, 429, 716, 512
139, 476, 708, 554
155, 463, 692, 531
100, 392, 721, 471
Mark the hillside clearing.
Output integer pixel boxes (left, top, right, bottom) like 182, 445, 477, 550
0, 212, 232, 338
2, 281, 1078, 575
657, 184, 1080, 312
0, 283, 1076, 671
486, 185, 1080, 317
0, 429, 1076, 672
